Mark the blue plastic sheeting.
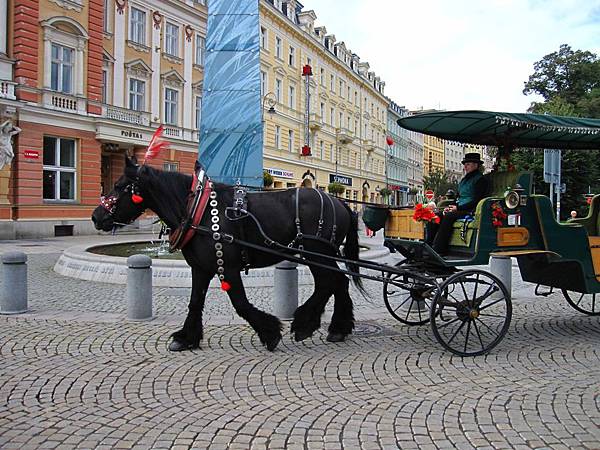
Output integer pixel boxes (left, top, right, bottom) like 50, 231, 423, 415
199, 0, 263, 187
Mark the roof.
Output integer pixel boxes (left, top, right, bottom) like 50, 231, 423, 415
397, 110, 600, 150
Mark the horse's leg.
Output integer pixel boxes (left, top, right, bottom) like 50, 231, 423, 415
225, 271, 283, 351
169, 267, 211, 352
291, 260, 337, 342
327, 275, 355, 342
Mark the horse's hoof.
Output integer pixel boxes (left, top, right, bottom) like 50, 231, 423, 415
265, 334, 281, 352
294, 330, 313, 342
168, 339, 195, 352
326, 332, 346, 343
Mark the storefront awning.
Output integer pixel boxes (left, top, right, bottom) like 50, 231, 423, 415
397, 110, 600, 150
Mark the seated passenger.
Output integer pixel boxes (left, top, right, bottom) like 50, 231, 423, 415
426, 153, 489, 255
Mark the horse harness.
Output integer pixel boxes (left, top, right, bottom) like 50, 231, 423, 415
170, 169, 344, 281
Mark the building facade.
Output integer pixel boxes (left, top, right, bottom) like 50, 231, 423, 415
444, 140, 464, 183
406, 125, 424, 202
386, 101, 410, 205
259, 0, 389, 205
0, 0, 395, 239
0, 0, 207, 239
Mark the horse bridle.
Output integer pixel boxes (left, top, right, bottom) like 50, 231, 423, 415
99, 182, 144, 225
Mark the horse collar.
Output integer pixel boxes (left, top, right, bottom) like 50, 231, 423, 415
168, 167, 212, 252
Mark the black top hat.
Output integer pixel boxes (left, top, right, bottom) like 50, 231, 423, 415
461, 152, 483, 165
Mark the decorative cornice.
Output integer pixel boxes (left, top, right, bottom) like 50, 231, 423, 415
126, 40, 151, 53
49, 0, 83, 12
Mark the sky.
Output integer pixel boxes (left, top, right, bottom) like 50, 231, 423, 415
298, 0, 600, 113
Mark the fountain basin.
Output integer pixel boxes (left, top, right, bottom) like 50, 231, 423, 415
54, 238, 390, 288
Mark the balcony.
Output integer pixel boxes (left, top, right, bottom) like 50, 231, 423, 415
309, 113, 322, 130
337, 128, 354, 145
163, 126, 182, 139
363, 139, 376, 152
0, 81, 16, 100
42, 91, 86, 114
103, 105, 150, 126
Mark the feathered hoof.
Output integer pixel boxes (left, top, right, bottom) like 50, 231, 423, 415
264, 334, 281, 352
326, 332, 346, 343
294, 330, 313, 342
168, 339, 197, 352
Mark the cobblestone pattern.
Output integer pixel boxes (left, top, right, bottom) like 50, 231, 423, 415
1, 250, 600, 449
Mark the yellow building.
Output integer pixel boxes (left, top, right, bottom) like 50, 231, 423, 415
259, 0, 388, 204
423, 134, 445, 177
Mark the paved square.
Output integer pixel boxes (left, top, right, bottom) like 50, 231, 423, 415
0, 235, 599, 449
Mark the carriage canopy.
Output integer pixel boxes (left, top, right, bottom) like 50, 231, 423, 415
397, 110, 600, 150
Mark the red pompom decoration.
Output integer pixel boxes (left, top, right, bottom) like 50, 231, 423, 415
386, 136, 394, 146
131, 194, 144, 204
220, 281, 231, 291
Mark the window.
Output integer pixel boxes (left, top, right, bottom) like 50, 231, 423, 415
339, 112, 343, 129
195, 96, 202, 129
339, 80, 343, 97
103, 0, 110, 32
330, 74, 334, 91
129, 78, 145, 111
163, 161, 179, 172
288, 130, 294, 152
288, 46, 295, 66
320, 140, 324, 159
275, 126, 281, 148
275, 36, 282, 59
43, 136, 76, 201
330, 143, 334, 162
275, 78, 282, 102
51, 44, 74, 94
320, 68, 325, 86
260, 26, 267, 50
165, 22, 179, 56
129, 7, 146, 45
320, 102, 324, 119
260, 71, 267, 96
195, 35, 204, 65
164, 88, 178, 125
330, 108, 334, 127
288, 85, 295, 109
101, 69, 108, 103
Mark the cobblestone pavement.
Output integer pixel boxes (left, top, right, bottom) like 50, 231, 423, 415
1, 234, 599, 449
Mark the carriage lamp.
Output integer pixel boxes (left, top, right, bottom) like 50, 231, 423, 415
504, 183, 526, 209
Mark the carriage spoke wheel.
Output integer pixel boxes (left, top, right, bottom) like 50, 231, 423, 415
562, 290, 600, 316
383, 265, 439, 326
430, 269, 511, 357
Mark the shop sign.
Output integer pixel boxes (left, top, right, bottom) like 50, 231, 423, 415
266, 168, 294, 179
329, 174, 352, 186
121, 129, 143, 139
24, 150, 39, 159
390, 185, 409, 192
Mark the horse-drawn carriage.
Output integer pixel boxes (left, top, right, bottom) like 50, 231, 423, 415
92, 111, 600, 357
363, 110, 600, 356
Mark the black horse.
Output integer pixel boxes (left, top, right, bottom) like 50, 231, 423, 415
92, 157, 363, 352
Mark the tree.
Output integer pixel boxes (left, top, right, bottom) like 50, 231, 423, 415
422, 169, 458, 201
523, 44, 600, 112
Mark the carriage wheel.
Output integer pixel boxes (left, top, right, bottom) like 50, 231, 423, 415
383, 264, 439, 326
430, 269, 511, 357
562, 290, 600, 315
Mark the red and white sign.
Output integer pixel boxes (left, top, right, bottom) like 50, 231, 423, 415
24, 150, 39, 159
425, 189, 435, 201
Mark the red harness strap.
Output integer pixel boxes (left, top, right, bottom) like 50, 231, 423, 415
169, 169, 212, 252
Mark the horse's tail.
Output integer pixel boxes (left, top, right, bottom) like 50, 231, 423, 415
342, 202, 366, 295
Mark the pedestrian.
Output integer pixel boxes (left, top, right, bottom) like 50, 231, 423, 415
426, 153, 489, 255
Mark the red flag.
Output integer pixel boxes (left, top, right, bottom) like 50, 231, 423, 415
145, 126, 169, 161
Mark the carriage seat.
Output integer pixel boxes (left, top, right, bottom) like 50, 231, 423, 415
567, 194, 600, 236
449, 171, 533, 247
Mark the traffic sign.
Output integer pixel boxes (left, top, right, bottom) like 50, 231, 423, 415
425, 190, 435, 201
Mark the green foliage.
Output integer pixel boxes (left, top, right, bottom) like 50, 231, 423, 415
263, 171, 273, 187
328, 182, 345, 195
521, 44, 600, 218
423, 169, 459, 200
379, 187, 392, 198
523, 44, 600, 110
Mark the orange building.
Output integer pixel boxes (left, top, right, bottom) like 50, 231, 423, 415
0, 0, 207, 239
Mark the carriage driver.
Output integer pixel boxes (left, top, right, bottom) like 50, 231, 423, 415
426, 152, 489, 255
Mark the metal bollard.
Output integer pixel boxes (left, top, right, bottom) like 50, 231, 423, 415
273, 260, 298, 320
1, 251, 28, 314
127, 254, 153, 321
489, 255, 512, 297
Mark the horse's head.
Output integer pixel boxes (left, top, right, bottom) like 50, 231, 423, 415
92, 156, 147, 232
